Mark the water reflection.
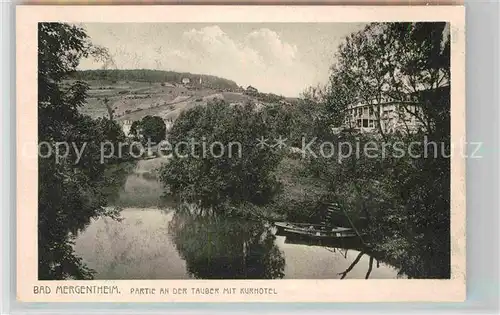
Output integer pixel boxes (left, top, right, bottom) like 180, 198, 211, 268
274, 232, 402, 279
73, 157, 403, 280
280, 234, 374, 279
106, 158, 174, 208
168, 212, 285, 279
74, 208, 402, 279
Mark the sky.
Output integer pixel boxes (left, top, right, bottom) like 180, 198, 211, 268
78, 23, 367, 97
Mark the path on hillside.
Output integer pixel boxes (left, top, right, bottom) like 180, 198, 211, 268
118, 95, 195, 121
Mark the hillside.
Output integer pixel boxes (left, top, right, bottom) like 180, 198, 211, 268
71, 70, 299, 135
70, 69, 240, 91
74, 79, 259, 125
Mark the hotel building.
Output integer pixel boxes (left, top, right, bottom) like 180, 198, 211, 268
342, 95, 426, 134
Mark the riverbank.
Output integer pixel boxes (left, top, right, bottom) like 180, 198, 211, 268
99, 155, 409, 279
74, 207, 402, 279
71, 155, 404, 280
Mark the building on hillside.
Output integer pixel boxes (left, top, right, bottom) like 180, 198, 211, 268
181, 77, 191, 85
342, 84, 450, 133
279, 99, 292, 106
120, 119, 134, 137
245, 85, 258, 95
340, 86, 451, 134
164, 117, 174, 133
342, 98, 425, 134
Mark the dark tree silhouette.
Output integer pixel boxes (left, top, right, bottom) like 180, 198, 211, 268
38, 23, 125, 280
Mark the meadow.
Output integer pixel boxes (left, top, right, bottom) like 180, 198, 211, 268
75, 79, 256, 125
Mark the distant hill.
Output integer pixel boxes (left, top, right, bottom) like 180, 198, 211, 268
70, 69, 239, 90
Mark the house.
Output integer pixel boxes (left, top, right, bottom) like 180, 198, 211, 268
120, 119, 134, 137
245, 85, 258, 95
181, 77, 191, 85
164, 118, 174, 132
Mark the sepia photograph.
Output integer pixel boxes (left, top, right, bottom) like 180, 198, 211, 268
16, 5, 465, 302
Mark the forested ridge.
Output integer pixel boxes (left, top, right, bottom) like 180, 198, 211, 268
70, 69, 239, 90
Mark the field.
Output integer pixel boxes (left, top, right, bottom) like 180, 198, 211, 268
76, 80, 256, 124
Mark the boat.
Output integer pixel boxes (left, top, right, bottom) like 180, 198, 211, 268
282, 227, 357, 239
274, 222, 358, 239
274, 221, 325, 233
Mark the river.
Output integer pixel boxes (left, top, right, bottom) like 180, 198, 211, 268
73, 157, 403, 279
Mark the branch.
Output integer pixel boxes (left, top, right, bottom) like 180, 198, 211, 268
338, 252, 365, 279
365, 256, 374, 279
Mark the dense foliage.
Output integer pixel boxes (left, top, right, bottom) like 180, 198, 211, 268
129, 115, 167, 144
71, 69, 239, 90
38, 23, 127, 279
159, 100, 284, 212
311, 22, 451, 278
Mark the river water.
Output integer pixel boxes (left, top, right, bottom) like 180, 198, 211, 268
73, 158, 403, 279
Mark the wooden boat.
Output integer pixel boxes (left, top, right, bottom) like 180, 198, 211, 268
274, 221, 324, 233
274, 203, 368, 246
282, 228, 357, 239
274, 222, 357, 239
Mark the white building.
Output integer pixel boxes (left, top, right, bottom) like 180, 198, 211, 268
121, 119, 134, 137
181, 77, 191, 85
164, 118, 174, 132
342, 96, 425, 134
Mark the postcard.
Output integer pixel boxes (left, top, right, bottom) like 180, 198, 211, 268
16, 4, 465, 302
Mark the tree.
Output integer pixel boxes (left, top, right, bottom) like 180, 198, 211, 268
261, 103, 294, 140
103, 97, 114, 120
317, 22, 451, 278
38, 23, 122, 280
326, 22, 450, 138
160, 100, 283, 212
128, 116, 166, 144
140, 115, 166, 144
129, 120, 140, 140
